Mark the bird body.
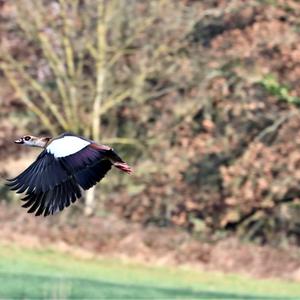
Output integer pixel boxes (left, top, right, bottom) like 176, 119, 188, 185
7, 133, 132, 216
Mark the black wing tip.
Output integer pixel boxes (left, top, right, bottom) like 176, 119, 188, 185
5, 179, 16, 187
20, 178, 82, 217
23, 200, 55, 217
6, 177, 16, 182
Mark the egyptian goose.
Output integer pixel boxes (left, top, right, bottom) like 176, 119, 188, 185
7, 132, 132, 216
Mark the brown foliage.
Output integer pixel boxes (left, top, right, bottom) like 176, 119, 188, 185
106, 0, 300, 245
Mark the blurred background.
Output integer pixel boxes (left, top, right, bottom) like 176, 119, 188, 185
1, 0, 300, 298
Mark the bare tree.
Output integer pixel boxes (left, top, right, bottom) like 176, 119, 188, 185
1, 0, 194, 214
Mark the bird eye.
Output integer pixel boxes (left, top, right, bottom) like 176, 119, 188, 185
24, 136, 31, 141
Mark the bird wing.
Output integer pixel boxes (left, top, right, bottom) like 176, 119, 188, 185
7, 145, 113, 216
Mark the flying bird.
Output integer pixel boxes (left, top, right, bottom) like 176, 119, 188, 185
7, 132, 132, 216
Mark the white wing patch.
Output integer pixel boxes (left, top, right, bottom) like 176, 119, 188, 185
46, 136, 91, 158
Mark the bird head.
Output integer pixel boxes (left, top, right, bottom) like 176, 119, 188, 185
14, 135, 52, 148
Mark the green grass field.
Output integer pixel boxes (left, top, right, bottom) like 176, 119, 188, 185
0, 244, 299, 299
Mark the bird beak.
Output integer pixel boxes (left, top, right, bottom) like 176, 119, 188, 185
14, 138, 24, 144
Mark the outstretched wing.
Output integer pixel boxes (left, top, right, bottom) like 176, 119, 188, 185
7, 146, 113, 216
7, 150, 68, 194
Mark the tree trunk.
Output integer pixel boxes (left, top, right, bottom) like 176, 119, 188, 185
84, 186, 96, 216
85, 1, 107, 216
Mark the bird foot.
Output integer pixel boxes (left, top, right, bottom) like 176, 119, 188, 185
114, 162, 133, 174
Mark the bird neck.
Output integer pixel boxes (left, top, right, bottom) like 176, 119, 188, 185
32, 137, 52, 148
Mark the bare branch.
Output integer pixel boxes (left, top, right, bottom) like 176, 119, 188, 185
1, 63, 57, 135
